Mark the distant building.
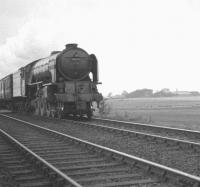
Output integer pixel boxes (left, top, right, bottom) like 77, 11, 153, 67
174, 91, 192, 96
190, 91, 200, 96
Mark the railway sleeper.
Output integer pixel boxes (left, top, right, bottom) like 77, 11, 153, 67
76, 173, 146, 183
68, 166, 130, 176
85, 178, 161, 187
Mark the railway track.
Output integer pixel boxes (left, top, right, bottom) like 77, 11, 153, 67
0, 126, 81, 187
91, 117, 200, 143
62, 117, 200, 175
3, 113, 200, 176
0, 115, 200, 186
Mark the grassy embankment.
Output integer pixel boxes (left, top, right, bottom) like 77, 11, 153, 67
94, 96, 200, 130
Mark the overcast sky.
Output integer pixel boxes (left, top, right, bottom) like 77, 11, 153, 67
0, 0, 200, 95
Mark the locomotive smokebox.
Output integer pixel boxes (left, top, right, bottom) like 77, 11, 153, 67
57, 44, 91, 81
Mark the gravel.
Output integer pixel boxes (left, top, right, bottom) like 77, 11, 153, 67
0, 152, 19, 187
90, 118, 200, 143
5, 113, 200, 176
0, 115, 175, 187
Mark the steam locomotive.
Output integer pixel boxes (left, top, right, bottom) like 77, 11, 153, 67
0, 44, 103, 119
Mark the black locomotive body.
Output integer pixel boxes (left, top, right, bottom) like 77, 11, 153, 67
0, 44, 103, 119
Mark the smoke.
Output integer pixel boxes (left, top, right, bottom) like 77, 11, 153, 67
0, 18, 57, 77
1, 0, 200, 94
0, 0, 98, 78
0, 0, 134, 79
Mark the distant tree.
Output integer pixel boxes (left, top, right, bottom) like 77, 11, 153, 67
126, 89, 153, 98
107, 92, 112, 98
121, 90, 128, 97
99, 98, 112, 117
153, 88, 175, 97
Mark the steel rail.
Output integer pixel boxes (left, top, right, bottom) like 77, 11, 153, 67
64, 118, 200, 149
1, 114, 200, 186
94, 117, 200, 135
0, 125, 82, 187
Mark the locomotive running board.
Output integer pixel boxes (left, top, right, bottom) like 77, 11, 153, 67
27, 81, 43, 86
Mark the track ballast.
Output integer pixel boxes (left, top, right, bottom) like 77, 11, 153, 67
1, 114, 199, 186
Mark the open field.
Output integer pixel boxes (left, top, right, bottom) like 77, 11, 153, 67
94, 96, 200, 131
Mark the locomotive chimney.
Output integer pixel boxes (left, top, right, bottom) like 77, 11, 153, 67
65, 44, 78, 50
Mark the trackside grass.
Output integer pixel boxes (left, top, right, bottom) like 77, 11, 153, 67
94, 96, 200, 131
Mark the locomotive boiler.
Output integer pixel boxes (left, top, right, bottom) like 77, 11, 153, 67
0, 44, 103, 119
